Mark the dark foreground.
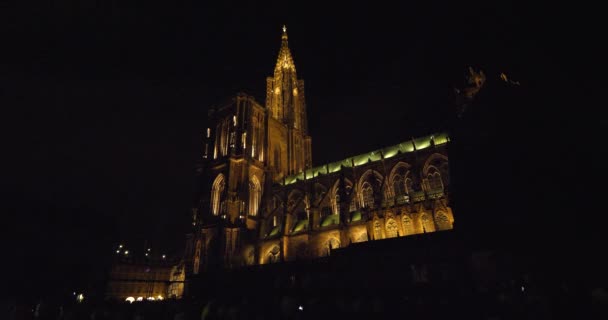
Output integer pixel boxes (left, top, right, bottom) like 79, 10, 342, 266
5, 232, 608, 320
4, 282, 608, 320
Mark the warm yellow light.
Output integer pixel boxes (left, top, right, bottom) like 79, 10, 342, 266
136, 297, 143, 302
157, 295, 164, 300
125, 297, 135, 303
118, 244, 123, 248
116, 250, 120, 254
76, 293, 84, 303
147, 297, 155, 301
283, 25, 287, 33
124, 250, 129, 255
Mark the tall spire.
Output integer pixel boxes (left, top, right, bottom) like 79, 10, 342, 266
265, 25, 312, 178
275, 25, 296, 73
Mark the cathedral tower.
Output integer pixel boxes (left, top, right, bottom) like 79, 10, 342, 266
186, 26, 313, 275
265, 26, 312, 180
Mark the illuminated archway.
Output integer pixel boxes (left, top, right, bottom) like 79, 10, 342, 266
211, 174, 226, 215
357, 170, 383, 209
361, 182, 374, 209
331, 179, 355, 215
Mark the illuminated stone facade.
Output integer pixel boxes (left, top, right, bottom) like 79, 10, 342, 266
106, 259, 185, 301
186, 27, 454, 275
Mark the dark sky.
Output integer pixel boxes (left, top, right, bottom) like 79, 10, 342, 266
3, 1, 589, 298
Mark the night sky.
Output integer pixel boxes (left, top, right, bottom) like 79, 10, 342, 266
2, 1, 595, 299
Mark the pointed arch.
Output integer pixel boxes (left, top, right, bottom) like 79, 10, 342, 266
358, 169, 383, 209
211, 174, 226, 215
401, 214, 415, 236
361, 182, 375, 209
357, 169, 384, 192
331, 178, 355, 215
385, 218, 399, 238
420, 212, 436, 233
388, 162, 412, 195
249, 175, 262, 216
422, 153, 448, 176
426, 165, 444, 191
434, 211, 453, 230
357, 169, 386, 209
389, 162, 412, 204
373, 219, 383, 240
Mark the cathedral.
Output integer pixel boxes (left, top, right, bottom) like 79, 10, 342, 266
184, 26, 454, 276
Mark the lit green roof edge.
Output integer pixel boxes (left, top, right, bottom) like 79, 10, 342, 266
282, 132, 449, 186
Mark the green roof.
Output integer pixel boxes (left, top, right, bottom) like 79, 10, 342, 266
268, 226, 281, 237
321, 214, 340, 227
282, 132, 449, 185
292, 220, 308, 232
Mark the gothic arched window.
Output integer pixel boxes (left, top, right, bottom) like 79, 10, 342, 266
361, 182, 374, 209
393, 174, 405, 196
249, 176, 261, 216
211, 174, 226, 215
428, 171, 443, 191
333, 193, 340, 215
405, 177, 414, 194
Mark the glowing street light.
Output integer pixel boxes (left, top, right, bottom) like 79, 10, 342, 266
162, 254, 166, 259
